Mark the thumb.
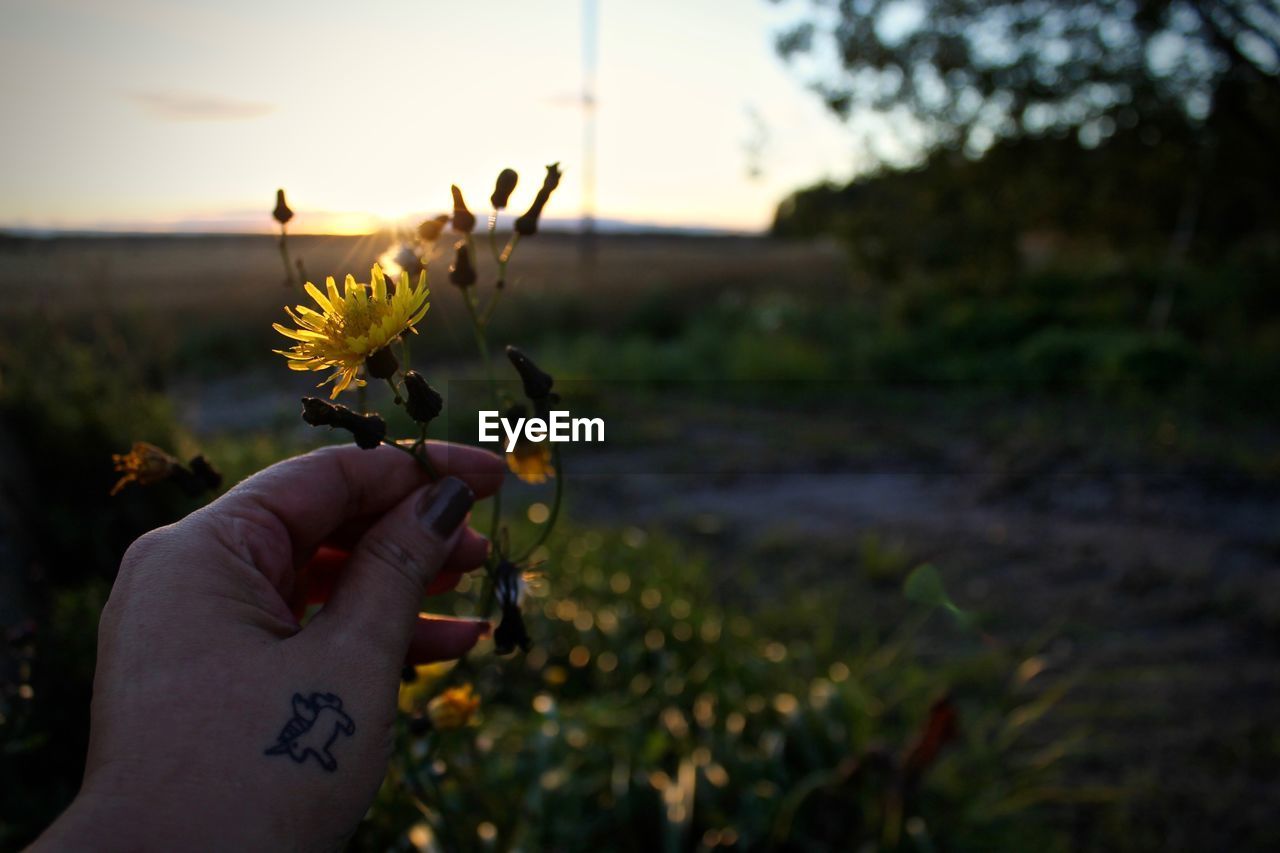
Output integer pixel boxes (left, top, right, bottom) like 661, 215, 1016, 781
311, 476, 475, 658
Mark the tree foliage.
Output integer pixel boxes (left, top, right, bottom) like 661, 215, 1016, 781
771, 0, 1280, 152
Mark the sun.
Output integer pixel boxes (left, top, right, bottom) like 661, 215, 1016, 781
316, 212, 381, 236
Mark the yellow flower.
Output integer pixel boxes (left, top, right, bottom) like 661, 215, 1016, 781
273, 264, 430, 398
507, 442, 555, 484
427, 684, 481, 730
397, 662, 452, 714
110, 442, 179, 496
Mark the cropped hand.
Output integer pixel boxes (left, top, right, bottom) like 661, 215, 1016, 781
33, 442, 504, 851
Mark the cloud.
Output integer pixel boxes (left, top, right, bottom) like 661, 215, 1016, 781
130, 90, 275, 121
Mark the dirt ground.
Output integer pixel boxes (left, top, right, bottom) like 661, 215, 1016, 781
561, 397, 1280, 844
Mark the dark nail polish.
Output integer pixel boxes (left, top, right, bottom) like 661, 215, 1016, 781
417, 477, 474, 537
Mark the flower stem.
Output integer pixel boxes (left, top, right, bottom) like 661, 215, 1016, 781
384, 438, 439, 481
514, 442, 564, 563
277, 224, 297, 288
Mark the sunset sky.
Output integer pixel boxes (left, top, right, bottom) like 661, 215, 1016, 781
0, 0, 874, 234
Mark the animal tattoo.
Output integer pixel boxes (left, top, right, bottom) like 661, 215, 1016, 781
264, 692, 355, 772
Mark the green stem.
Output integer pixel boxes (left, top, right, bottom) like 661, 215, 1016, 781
277, 225, 297, 288
514, 442, 564, 563
487, 213, 502, 263
479, 286, 505, 328
461, 286, 496, 389
383, 438, 440, 480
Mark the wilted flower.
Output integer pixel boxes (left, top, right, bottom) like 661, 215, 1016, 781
272, 189, 294, 225
449, 241, 477, 287
300, 397, 387, 449
493, 560, 531, 655
490, 168, 519, 209
403, 371, 443, 424
427, 684, 481, 730
417, 214, 450, 243
110, 442, 180, 496
514, 163, 562, 236
506, 345, 554, 400
273, 264, 430, 398
450, 185, 476, 234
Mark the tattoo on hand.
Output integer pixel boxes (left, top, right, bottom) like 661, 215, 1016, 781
264, 692, 355, 772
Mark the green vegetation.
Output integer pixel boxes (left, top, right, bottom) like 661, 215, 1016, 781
356, 527, 1080, 852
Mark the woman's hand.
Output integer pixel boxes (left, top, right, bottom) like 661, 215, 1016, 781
33, 442, 504, 851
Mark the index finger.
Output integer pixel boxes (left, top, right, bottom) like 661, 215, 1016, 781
197, 441, 503, 588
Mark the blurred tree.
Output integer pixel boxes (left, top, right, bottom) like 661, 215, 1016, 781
771, 0, 1280, 153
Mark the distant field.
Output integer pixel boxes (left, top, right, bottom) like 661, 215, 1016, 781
0, 231, 848, 315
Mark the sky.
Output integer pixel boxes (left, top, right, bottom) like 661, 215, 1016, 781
0, 0, 869, 234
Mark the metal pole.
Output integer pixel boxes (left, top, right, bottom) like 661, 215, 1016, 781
581, 0, 598, 276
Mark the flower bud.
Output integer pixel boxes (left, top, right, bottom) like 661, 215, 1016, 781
513, 163, 562, 236
183, 455, 223, 494
450, 185, 476, 233
505, 345, 554, 400
392, 244, 425, 279
272, 189, 294, 225
490, 168, 519, 209
449, 241, 477, 287
403, 370, 443, 424
417, 214, 450, 242
300, 397, 387, 449
364, 345, 399, 380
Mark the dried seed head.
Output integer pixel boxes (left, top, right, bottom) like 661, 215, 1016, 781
513, 163, 562, 236
506, 345, 554, 400
449, 241, 477, 287
450, 185, 476, 234
417, 214, 450, 243
301, 396, 341, 426
490, 168, 519, 209
273, 189, 294, 225
403, 371, 444, 424
299, 397, 386, 449
364, 345, 399, 380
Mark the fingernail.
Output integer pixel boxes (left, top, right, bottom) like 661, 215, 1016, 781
417, 476, 474, 537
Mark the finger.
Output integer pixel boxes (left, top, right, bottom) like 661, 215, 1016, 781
310, 477, 475, 657
425, 571, 463, 596
195, 442, 502, 597
406, 615, 491, 665
322, 522, 490, 571
292, 532, 485, 612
